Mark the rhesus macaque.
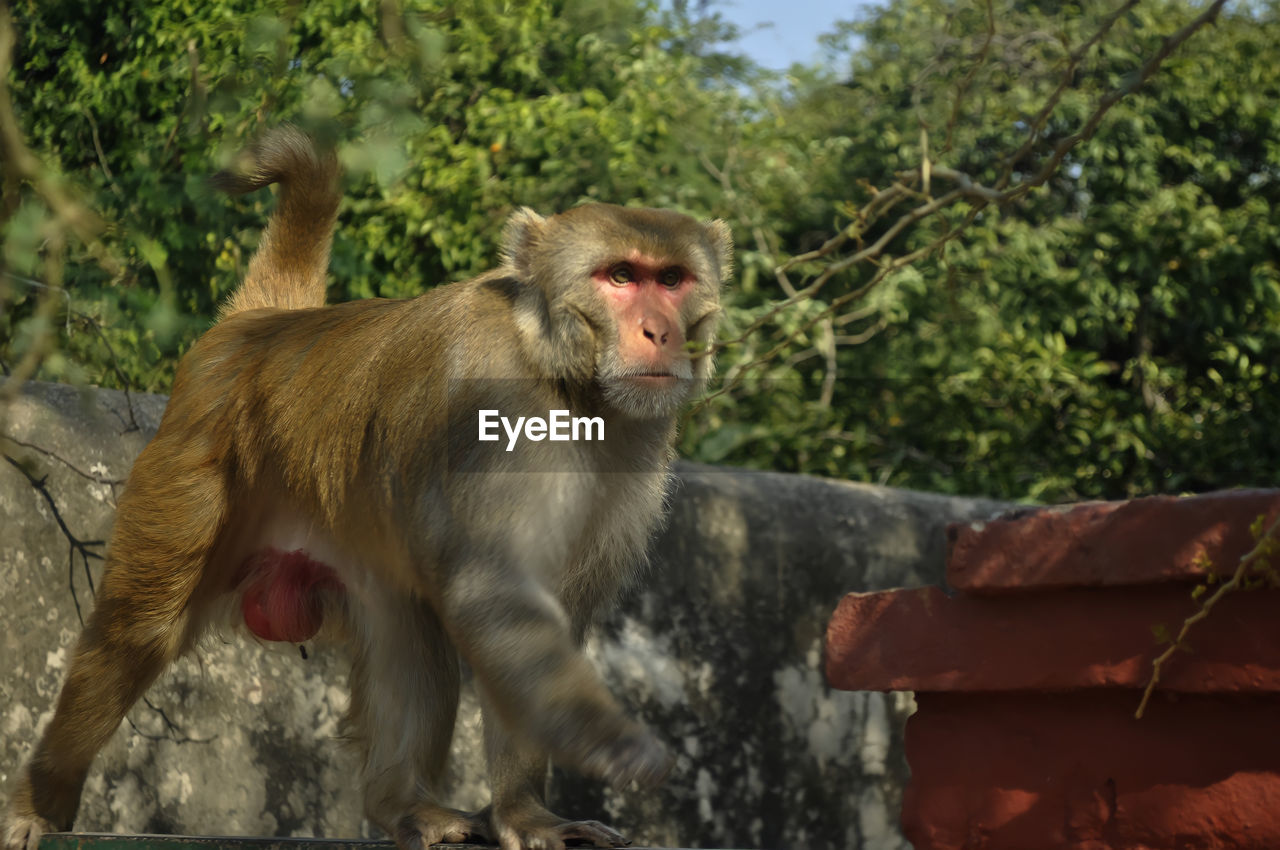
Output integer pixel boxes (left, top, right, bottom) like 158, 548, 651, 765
2, 126, 731, 850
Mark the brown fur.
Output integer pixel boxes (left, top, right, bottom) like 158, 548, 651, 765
2, 127, 731, 850
212, 125, 341, 318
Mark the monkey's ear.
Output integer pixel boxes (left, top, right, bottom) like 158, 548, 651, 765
501, 208, 547, 279
705, 219, 735, 280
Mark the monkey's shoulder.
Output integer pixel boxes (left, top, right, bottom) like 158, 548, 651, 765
414, 271, 550, 381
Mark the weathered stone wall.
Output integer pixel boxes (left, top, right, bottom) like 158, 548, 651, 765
0, 382, 1006, 849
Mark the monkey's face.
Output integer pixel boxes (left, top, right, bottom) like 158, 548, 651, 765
503, 204, 731, 420
591, 251, 717, 419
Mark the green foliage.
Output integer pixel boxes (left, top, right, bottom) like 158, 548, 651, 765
4, 0, 1278, 505
2, 0, 733, 389
684, 0, 1280, 502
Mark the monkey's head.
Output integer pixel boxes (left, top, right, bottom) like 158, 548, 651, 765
502, 203, 732, 419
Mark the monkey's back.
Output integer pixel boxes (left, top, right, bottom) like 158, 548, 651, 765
139, 277, 649, 560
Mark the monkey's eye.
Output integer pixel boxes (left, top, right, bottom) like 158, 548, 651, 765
659, 267, 684, 288
609, 264, 635, 286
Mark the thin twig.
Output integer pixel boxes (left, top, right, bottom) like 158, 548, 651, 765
125, 696, 217, 744
82, 106, 121, 193
3, 454, 105, 624
940, 0, 996, 154
1135, 514, 1280, 719
1, 436, 124, 485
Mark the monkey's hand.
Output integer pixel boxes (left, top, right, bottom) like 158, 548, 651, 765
488, 800, 632, 850
576, 724, 674, 790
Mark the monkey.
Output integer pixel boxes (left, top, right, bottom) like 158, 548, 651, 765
2, 126, 732, 850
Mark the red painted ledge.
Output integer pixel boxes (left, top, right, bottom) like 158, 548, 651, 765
946, 488, 1280, 592
902, 690, 1280, 850
825, 584, 1280, 693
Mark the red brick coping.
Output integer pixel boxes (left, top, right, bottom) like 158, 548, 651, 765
826, 489, 1280, 850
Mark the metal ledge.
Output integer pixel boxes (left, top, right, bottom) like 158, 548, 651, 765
39, 835, 685, 850
39, 835, 448, 850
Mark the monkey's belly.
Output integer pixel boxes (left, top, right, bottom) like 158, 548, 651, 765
236, 547, 345, 642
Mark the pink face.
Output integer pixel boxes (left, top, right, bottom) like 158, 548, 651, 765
592, 251, 697, 383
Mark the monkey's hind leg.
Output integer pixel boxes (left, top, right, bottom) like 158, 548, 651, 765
346, 589, 490, 850
3, 456, 229, 850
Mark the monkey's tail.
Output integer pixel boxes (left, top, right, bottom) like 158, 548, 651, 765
212, 126, 341, 320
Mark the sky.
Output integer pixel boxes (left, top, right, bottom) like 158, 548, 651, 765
713, 0, 861, 71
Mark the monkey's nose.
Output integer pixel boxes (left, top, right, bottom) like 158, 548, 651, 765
642, 327, 670, 346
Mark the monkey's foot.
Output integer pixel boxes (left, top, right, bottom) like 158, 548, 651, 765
396, 803, 492, 849
2, 812, 57, 850
490, 804, 630, 850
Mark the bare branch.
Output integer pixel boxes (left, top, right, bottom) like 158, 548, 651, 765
709, 0, 1229, 396
1, 436, 125, 490
995, 0, 1141, 191
3, 453, 105, 625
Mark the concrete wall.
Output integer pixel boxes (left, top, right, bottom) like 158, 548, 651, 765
0, 381, 1005, 849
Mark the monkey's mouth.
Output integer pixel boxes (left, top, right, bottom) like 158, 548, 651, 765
609, 368, 693, 398
628, 372, 680, 385
621, 363, 693, 381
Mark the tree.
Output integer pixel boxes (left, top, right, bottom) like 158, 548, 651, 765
5, 0, 1269, 506
684, 0, 1278, 502
1, 0, 736, 391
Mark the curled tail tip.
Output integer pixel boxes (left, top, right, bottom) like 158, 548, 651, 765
214, 125, 341, 320
210, 125, 339, 196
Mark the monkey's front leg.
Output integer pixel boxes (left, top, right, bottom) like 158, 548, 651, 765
346, 589, 491, 850
481, 702, 631, 850
441, 563, 671, 790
